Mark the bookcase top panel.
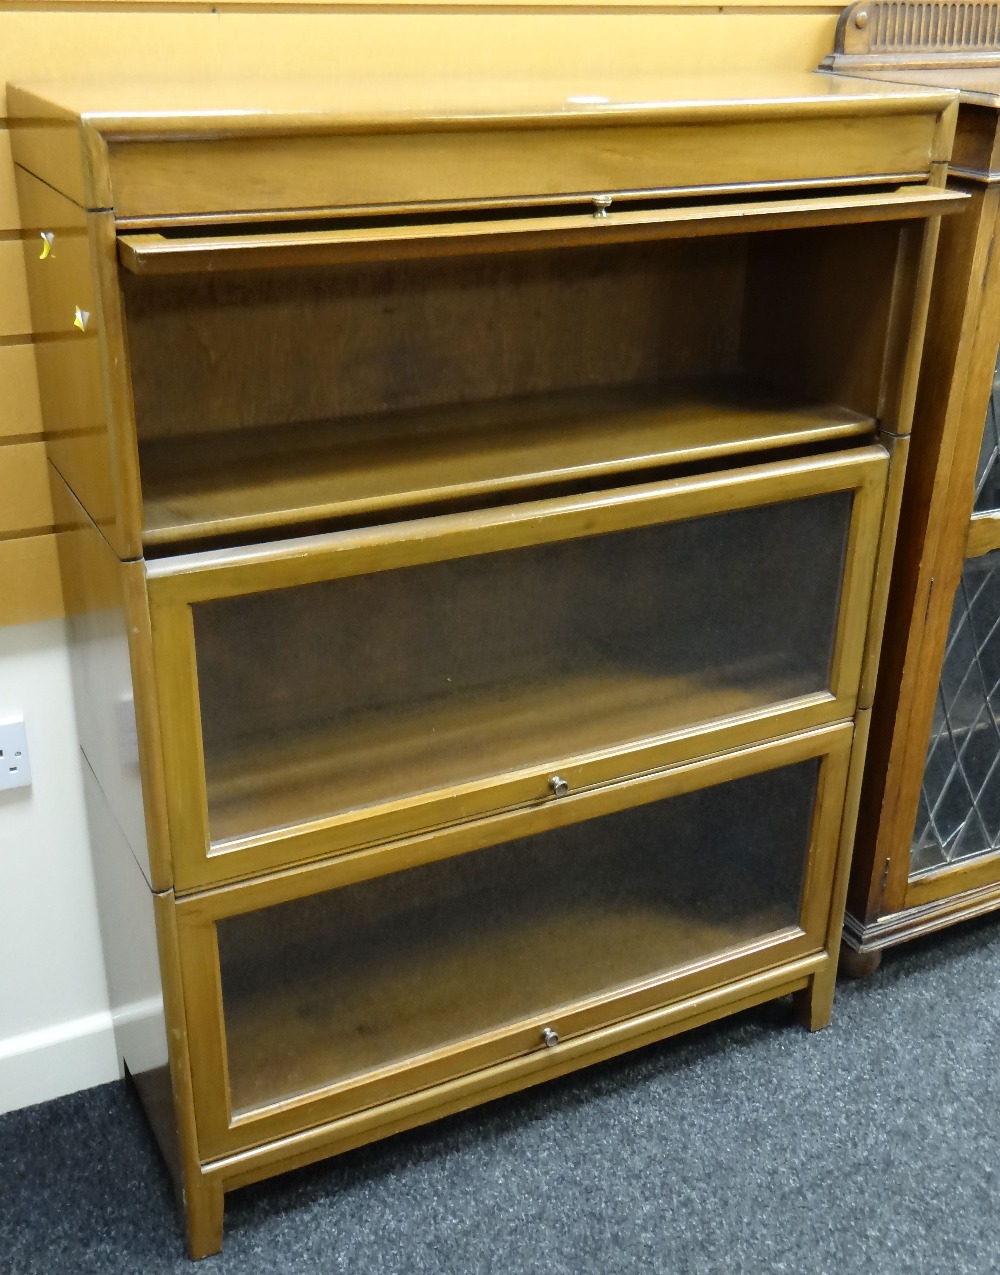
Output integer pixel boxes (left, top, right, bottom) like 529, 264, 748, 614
7, 71, 956, 136
6, 70, 959, 220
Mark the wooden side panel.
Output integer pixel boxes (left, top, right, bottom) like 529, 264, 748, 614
741, 219, 902, 420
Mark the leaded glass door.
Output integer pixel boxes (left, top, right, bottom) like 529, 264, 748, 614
905, 352, 1000, 904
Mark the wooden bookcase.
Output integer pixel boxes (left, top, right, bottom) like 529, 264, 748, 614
825, 2, 1000, 969
9, 73, 958, 1256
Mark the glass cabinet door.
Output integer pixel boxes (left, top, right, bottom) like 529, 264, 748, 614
176, 724, 850, 1157
148, 449, 885, 888
971, 357, 1000, 514
194, 494, 847, 839
911, 354, 1000, 879
912, 549, 1000, 873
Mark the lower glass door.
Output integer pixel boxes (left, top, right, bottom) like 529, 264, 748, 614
177, 723, 851, 1157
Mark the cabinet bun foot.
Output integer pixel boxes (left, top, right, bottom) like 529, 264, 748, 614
838, 943, 883, 979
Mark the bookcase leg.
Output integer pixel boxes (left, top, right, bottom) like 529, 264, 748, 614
184, 1177, 224, 1261
792, 970, 835, 1033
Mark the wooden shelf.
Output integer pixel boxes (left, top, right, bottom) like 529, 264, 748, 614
204, 666, 814, 847
140, 379, 874, 548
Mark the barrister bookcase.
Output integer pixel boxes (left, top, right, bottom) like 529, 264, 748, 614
825, 2, 1000, 970
10, 73, 959, 1256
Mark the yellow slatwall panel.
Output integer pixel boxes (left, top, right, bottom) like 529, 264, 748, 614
0, 119, 56, 621
0, 533, 65, 628
0, 131, 18, 228
0, 3, 839, 626
1, 0, 843, 8
0, 241, 30, 337
0, 344, 42, 439
0, 442, 55, 535
0, 10, 841, 128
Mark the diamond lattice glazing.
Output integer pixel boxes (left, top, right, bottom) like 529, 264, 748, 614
911, 550, 1000, 874
973, 352, 1000, 512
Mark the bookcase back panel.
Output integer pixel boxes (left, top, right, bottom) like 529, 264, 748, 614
123, 238, 747, 442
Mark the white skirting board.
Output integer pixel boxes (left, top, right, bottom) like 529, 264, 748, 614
0, 995, 166, 1115
0, 619, 117, 1115
0, 1010, 120, 1115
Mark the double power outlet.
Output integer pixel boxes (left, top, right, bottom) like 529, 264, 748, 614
0, 720, 31, 792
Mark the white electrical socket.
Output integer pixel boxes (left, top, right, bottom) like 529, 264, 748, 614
0, 719, 31, 792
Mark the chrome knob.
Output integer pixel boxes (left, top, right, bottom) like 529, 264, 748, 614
593, 194, 613, 219
541, 1027, 560, 1048
549, 775, 569, 798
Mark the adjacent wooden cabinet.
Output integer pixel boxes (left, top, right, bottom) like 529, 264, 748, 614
9, 73, 959, 1256
826, 1, 1000, 968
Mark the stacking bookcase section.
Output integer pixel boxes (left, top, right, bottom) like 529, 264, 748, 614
8, 72, 960, 1258
122, 216, 933, 553
149, 446, 888, 889
176, 724, 852, 1158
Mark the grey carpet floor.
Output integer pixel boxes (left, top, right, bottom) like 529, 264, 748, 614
3, 917, 1000, 1275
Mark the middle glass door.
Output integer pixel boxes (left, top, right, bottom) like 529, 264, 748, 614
148, 446, 886, 889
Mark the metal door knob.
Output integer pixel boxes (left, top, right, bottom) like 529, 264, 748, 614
549, 775, 570, 798
541, 1027, 560, 1048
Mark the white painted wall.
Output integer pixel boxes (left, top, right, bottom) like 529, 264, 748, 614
0, 617, 116, 1113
